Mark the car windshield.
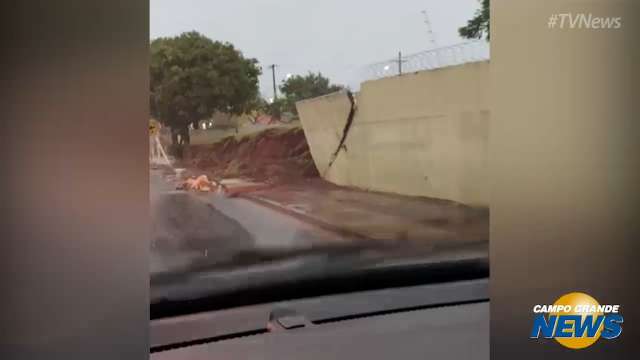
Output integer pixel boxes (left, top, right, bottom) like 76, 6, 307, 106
150, 0, 490, 313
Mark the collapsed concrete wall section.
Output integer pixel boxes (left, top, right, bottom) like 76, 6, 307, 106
296, 61, 490, 206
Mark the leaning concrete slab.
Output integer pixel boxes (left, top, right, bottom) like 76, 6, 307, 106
297, 61, 490, 206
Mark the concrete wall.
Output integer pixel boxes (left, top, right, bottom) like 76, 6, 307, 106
297, 61, 490, 206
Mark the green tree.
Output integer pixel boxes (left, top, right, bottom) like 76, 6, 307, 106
150, 31, 261, 145
278, 72, 344, 115
459, 0, 490, 41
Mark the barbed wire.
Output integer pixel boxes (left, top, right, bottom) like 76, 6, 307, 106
357, 40, 490, 83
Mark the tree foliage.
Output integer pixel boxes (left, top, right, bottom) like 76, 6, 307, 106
277, 72, 344, 115
150, 31, 261, 144
459, 0, 490, 41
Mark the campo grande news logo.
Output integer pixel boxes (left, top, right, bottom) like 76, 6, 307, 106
530, 292, 623, 349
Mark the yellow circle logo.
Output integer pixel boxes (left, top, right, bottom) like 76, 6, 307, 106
550, 292, 603, 349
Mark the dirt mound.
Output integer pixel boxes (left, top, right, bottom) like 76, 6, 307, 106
182, 127, 319, 184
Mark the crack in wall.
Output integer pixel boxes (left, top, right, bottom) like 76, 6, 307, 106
323, 90, 357, 176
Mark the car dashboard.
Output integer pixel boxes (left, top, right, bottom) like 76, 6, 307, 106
151, 278, 488, 360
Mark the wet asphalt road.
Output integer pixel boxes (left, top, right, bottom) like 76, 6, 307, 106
150, 170, 345, 274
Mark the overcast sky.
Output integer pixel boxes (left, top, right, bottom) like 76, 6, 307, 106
151, 0, 481, 97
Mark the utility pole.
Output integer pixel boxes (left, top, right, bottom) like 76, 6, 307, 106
269, 64, 278, 100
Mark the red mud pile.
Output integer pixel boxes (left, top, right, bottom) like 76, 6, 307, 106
182, 127, 319, 184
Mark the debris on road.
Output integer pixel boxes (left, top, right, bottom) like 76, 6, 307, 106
176, 174, 273, 197
179, 174, 217, 192
218, 178, 271, 197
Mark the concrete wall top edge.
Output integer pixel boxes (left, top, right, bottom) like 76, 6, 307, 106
295, 89, 350, 106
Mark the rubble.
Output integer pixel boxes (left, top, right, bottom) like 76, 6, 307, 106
179, 174, 217, 192
181, 127, 318, 185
